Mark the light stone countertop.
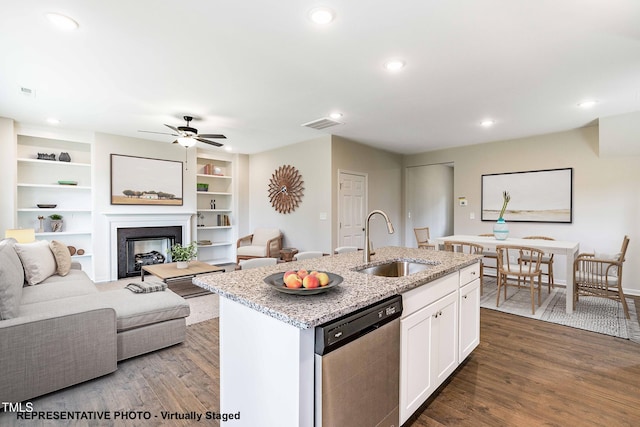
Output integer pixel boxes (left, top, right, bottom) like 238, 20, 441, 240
193, 246, 480, 329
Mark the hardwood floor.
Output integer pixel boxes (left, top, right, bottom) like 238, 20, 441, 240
2, 308, 639, 426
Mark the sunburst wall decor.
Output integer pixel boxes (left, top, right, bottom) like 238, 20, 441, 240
268, 165, 304, 214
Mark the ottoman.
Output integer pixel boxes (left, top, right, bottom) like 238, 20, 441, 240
98, 289, 190, 361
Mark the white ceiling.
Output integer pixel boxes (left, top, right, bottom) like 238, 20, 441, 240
1, 1, 640, 155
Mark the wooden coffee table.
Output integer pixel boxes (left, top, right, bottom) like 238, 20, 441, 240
141, 261, 224, 298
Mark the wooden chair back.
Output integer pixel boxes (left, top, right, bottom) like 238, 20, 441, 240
443, 241, 484, 255
414, 227, 434, 249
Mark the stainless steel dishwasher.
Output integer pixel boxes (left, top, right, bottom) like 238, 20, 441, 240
315, 295, 402, 427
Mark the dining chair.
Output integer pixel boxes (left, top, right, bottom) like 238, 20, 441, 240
334, 246, 358, 254
444, 241, 485, 295
574, 235, 630, 319
238, 257, 278, 270
496, 245, 544, 314
293, 251, 324, 261
522, 236, 555, 292
414, 227, 435, 250
478, 233, 497, 277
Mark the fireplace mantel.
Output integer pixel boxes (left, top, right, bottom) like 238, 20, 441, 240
105, 212, 195, 281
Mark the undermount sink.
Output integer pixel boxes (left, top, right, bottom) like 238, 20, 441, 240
355, 260, 437, 278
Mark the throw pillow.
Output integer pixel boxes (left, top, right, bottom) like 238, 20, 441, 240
0, 238, 25, 320
49, 240, 72, 276
14, 240, 57, 285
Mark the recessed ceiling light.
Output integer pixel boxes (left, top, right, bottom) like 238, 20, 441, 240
46, 12, 79, 31
480, 120, 495, 127
577, 100, 598, 108
329, 112, 343, 119
224, 146, 232, 152
384, 59, 405, 72
309, 7, 335, 25
46, 118, 60, 125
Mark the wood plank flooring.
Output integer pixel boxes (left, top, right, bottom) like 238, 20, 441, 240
2, 308, 639, 426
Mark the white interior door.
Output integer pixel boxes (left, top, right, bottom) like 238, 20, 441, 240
338, 171, 366, 248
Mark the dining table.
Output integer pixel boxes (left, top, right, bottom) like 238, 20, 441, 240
436, 235, 580, 313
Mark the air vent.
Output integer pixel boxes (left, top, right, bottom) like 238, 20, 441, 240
301, 117, 343, 130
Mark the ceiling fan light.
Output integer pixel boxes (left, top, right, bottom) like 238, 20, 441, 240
178, 137, 196, 148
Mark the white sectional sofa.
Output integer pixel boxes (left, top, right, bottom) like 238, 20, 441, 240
0, 237, 191, 403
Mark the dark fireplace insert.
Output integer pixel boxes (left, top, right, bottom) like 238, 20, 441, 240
117, 226, 182, 278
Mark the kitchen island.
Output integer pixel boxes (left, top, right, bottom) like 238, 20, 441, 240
194, 246, 481, 427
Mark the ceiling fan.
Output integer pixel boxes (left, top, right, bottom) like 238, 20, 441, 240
139, 115, 226, 148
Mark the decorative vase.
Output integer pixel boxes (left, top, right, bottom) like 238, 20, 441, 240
50, 220, 63, 232
176, 261, 189, 269
59, 152, 71, 162
493, 218, 509, 240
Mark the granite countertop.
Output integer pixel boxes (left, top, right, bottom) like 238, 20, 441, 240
193, 246, 480, 329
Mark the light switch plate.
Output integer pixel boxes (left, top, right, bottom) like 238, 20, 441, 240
319, 212, 327, 220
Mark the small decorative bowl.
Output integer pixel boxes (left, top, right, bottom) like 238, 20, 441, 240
37, 204, 57, 208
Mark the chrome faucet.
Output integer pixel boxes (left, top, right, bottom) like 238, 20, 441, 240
364, 210, 395, 263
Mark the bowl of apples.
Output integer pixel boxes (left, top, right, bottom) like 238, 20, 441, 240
263, 269, 343, 295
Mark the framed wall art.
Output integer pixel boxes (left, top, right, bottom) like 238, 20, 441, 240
481, 168, 573, 223
110, 154, 183, 206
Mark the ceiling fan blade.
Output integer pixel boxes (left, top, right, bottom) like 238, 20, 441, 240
198, 134, 227, 139
195, 137, 224, 147
138, 130, 179, 136
164, 124, 182, 134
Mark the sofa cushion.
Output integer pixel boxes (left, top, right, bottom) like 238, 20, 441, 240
251, 228, 280, 246
14, 240, 57, 285
0, 238, 25, 320
49, 240, 72, 276
20, 270, 98, 305
97, 289, 190, 331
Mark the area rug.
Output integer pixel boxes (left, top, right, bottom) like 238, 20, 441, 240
480, 277, 640, 344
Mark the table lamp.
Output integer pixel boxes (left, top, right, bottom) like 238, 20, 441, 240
4, 228, 36, 243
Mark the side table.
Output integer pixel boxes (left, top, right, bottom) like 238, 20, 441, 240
279, 248, 298, 262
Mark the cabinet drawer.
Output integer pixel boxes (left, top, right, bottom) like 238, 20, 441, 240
459, 262, 480, 286
402, 273, 458, 318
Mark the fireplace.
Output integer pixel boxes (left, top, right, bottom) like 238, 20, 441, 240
117, 226, 182, 279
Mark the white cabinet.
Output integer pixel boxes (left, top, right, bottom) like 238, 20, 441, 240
400, 290, 458, 423
459, 278, 481, 361
399, 261, 481, 425
15, 131, 94, 275
194, 151, 235, 264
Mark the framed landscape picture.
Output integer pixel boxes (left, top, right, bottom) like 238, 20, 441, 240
481, 168, 573, 223
110, 154, 183, 205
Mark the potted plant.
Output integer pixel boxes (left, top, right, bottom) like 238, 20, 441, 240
49, 214, 63, 232
197, 183, 209, 192
168, 242, 198, 268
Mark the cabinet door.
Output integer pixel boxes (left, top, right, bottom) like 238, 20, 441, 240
400, 291, 459, 424
459, 278, 481, 361
433, 291, 459, 386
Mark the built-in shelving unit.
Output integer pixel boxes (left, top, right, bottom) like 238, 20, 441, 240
15, 129, 94, 274
194, 150, 235, 264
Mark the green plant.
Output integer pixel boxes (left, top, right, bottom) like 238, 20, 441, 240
49, 214, 63, 220
498, 191, 511, 219
168, 242, 197, 262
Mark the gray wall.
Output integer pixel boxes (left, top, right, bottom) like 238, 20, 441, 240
331, 136, 403, 251
404, 126, 640, 293
248, 136, 333, 253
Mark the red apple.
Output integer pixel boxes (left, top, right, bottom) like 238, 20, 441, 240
302, 274, 320, 289
284, 273, 303, 288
